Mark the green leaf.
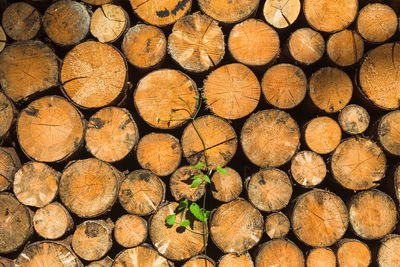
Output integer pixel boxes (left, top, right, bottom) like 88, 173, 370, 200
194, 95, 199, 99
190, 203, 205, 221
203, 175, 211, 183
191, 162, 204, 169
165, 214, 176, 226
191, 174, 202, 180
180, 219, 190, 227
216, 166, 229, 175
191, 177, 202, 188
202, 96, 207, 100
177, 199, 189, 211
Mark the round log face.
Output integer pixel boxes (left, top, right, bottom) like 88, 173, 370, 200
0, 92, 13, 140
338, 104, 370, 135
378, 110, 400, 155
289, 28, 325, 65
337, 239, 371, 267
263, 0, 301, 28
0, 148, 19, 192
305, 116, 342, 154
291, 151, 326, 187
113, 245, 170, 267
306, 248, 336, 267
183, 256, 215, 267
211, 167, 242, 202
198, 0, 260, 23
114, 214, 147, 248
219, 253, 254, 267
255, 239, 304, 267
378, 235, 400, 267
170, 166, 205, 202
327, 29, 364, 67
264, 212, 290, 239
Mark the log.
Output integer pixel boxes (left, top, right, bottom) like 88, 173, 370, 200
0, 92, 15, 142
59, 158, 120, 218
129, 0, 192, 27
114, 214, 147, 248
378, 235, 400, 267
349, 189, 397, 240
61, 41, 128, 109
218, 253, 254, 267
378, 110, 400, 156
228, 19, 279, 66
337, 239, 371, 267
261, 63, 307, 109
90, 4, 130, 43
0, 193, 33, 254
134, 68, 199, 129
43, 0, 90, 46
182, 256, 215, 267
87, 256, 113, 267
327, 29, 364, 67
0, 40, 59, 102
82, 0, 112, 4
331, 137, 386, 190
118, 169, 165, 215
241, 109, 300, 168
264, 212, 290, 239
290, 151, 326, 187
17, 96, 85, 162
168, 12, 225, 72
113, 245, 170, 266
0, 147, 20, 192
181, 115, 237, 169
210, 198, 263, 254
170, 166, 206, 202
85, 106, 139, 162
306, 248, 336, 267
255, 239, 304, 267
309, 67, 353, 113
13, 161, 60, 208
246, 168, 292, 212
149, 202, 205, 261
263, 0, 301, 29
122, 24, 167, 69
291, 189, 348, 247
359, 42, 400, 110
303, 0, 358, 32
72, 219, 114, 261
198, 0, 260, 24
0, 257, 14, 267
304, 116, 342, 154
0, 26, 6, 53
136, 133, 182, 176
211, 166, 242, 202
33, 202, 74, 240
357, 3, 398, 43
203, 63, 260, 120
288, 28, 325, 65
2, 2, 41, 41
338, 104, 370, 135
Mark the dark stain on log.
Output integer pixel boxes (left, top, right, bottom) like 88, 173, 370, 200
24, 106, 38, 116
138, 172, 150, 182
171, 0, 190, 15
121, 189, 133, 198
91, 118, 105, 129
156, 8, 169, 17
120, 119, 131, 130
85, 223, 99, 238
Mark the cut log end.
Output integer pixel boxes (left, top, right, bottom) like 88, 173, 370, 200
378, 235, 400, 267
305, 116, 342, 154
337, 239, 371, 267
218, 253, 254, 267
182, 256, 216, 267
290, 151, 326, 187
306, 248, 336, 267
87, 256, 113, 267
198, 0, 260, 23
327, 29, 364, 67
0, 92, 14, 141
263, 0, 301, 29
338, 104, 370, 135
288, 28, 325, 65
378, 110, 400, 156
255, 239, 304, 267
170, 166, 205, 202
0, 147, 20, 192
264, 212, 290, 239
114, 245, 170, 267
211, 167, 242, 202
114, 214, 147, 248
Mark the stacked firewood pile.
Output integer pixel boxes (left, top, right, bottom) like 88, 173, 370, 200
1, 0, 400, 266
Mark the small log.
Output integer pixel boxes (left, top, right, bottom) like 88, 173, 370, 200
228, 19, 279, 66
129, 0, 192, 27
261, 63, 306, 109
263, 0, 301, 29
349, 189, 397, 240
338, 104, 370, 135
303, 0, 358, 32
203, 63, 260, 120
118, 169, 165, 215
218, 253, 254, 267
2, 2, 40, 41
17, 96, 85, 162
331, 137, 386, 190
357, 3, 398, 43
59, 158, 120, 218
0, 26, 6, 53
359, 42, 400, 110
378, 235, 400, 267
33, 202, 74, 240
85, 107, 139, 162
210, 198, 263, 254
337, 239, 371, 267
113, 245, 170, 266
0, 193, 33, 254
378, 110, 400, 156
0, 40, 59, 102
134, 68, 198, 129
0, 92, 15, 142
114, 214, 147, 248
306, 248, 336, 267
182, 256, 215, 267
15, 241, 82, 267
136, 133, 182, 177
168, 12, 225, 73
241, 109, 300, 168
0, 257, 14, 267
82, 0, 112, 4
90, 4, 130, 43
198, 0, 260, 24
43, 0, 90, 46
290, 151, 326, 187
122, 24, 167, 69
327, 29, 364, 67
309, 67, 353, 113
264, 212, 290, 239
181, 115, 237, 169
288, 28, 325, 65
255, 239, 304, 267
13, 161, 60, 208
304, 116, 342, 154
211, 166, 242, 202
72, 219, 114, 261
247, 168, 292, 212
87, 256, 113, 267
149, 202, 205, 261
170, 166, 206, 202
0, 147, 20, 192
61, 41, 127, 109
291, 189, 348, 247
